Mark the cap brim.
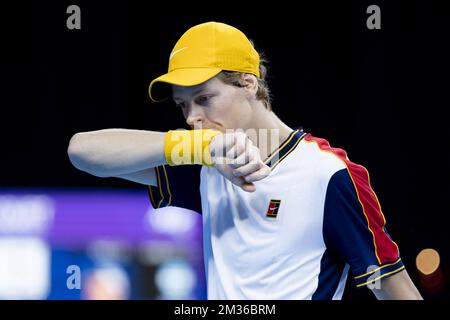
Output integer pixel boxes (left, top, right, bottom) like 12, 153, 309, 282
149, 67, 222, 102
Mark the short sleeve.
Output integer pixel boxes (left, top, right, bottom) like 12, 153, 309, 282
147, 165, 202, 214
323, 167, 405, 288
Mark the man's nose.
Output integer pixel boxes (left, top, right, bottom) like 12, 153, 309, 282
186, 105, 204, 128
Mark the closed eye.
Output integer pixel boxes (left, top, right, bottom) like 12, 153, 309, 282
195, 95, 214, 105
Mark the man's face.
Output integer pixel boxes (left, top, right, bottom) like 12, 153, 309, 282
172, 76, 253, 132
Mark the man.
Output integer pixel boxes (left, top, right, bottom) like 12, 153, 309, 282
68, 21, 422, 300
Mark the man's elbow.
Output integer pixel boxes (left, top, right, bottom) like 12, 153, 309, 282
67, 132, 110, 177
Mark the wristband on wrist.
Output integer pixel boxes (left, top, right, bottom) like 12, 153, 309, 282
164, 129, 221, 166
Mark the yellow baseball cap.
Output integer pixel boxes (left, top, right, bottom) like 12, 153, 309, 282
148, 21, 260, 102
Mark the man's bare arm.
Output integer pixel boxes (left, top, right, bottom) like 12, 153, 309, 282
116, 168, 157, 186
67, 129, 166, 183
371, 269, 423, 300
68, 129, 271, 191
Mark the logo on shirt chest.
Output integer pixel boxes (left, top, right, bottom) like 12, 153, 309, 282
266, 199, 281, 218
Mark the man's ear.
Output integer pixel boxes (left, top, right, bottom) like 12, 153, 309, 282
241, 74, 258, 99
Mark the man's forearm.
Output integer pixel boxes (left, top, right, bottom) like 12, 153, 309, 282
67, 129, 167, 177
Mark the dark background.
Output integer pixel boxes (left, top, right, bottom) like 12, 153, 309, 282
1, 1, 448, 299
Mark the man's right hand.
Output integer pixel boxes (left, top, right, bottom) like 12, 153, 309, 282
209, 131, 271, 192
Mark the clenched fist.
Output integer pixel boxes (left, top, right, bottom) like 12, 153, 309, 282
208, 131, 271, 192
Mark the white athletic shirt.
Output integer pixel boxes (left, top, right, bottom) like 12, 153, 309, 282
148, 129, 404, 299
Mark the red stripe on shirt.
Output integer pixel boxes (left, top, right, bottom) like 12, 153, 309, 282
303, 133, 399, 264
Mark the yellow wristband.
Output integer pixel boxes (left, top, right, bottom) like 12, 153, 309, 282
164, 129, 221, 166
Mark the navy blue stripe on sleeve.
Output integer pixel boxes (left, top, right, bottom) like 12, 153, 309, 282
323, 168, 403, 287
148, 165, 202, 213
354, 258, 404, 287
